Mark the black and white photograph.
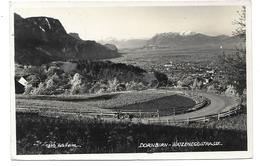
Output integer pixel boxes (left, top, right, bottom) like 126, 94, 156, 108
10, 0, 252, 160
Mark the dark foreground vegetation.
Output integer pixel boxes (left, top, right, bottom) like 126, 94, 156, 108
16, 112, 247, 154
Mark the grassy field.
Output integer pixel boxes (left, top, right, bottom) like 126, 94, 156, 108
16, 112, 247, 154
118, 95, 194, 110
16, 90, 191, 112
185, 110, 247, 131
118, 95, 195, 116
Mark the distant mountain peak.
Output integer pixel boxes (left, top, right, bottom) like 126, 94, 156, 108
179, 31, 198, 36
25, 16, 67, 34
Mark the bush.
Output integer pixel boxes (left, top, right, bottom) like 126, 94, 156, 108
70, 73, 82, 94
26, 75, 40, 87
23, 85, 34, 95
153, 71, 168, 87
107, 78, 119, 92
31, 82, 46, 95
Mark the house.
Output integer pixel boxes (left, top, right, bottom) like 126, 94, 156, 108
206, 69, 215, 74
18, 77, 28, 86
164, 61, 173, 67
15, 76, 29, 94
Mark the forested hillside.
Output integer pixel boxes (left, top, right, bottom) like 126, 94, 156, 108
16, 60, 167, 95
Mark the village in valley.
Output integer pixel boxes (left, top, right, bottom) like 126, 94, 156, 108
146, 60, 239, 96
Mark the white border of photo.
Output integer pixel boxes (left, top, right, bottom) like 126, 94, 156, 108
9, 0, 253, 160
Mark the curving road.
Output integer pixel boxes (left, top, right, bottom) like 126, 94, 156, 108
147, 90, 237, 121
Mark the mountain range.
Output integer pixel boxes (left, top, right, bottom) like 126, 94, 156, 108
101, 32, 245, 50
14, 13, 245, 66
146, 32, 244, 49
99, 38, 148, 49
14, 13, 120, 66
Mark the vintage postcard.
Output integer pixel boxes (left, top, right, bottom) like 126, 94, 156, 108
10, 0, 252, 160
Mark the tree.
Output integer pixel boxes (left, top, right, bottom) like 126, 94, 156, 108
31, 82, 46, 95
153, 71, 168, 87
26, 75, 40, 87
70, 73, 82, 94
23, 84, 34, 95
220, 6, 246, 96
232, 6, 246, 41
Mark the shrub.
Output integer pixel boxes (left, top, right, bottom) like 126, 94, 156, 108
31, 82, 46, 95
26, 75, 40, 87
23, 84, 34, 95
107, 78, 119, 92
153, 71, 168, 87
125, 81, 146, 91
70, 73, 82, 94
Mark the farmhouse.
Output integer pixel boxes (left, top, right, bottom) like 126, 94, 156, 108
15, 76, 29, 94
18, 77, 28, 86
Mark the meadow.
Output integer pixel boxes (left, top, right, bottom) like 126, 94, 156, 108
16, 111, 247, 154
184, 108, 247, 131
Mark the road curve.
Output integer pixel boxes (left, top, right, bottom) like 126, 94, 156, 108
148, 90, 237, 121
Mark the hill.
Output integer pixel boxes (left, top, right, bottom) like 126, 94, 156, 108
14, 13, 120, 65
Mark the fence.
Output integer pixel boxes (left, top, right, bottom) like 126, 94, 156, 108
16, 102, 240, 125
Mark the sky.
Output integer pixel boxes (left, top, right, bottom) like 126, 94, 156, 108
14, 6, 242, 41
